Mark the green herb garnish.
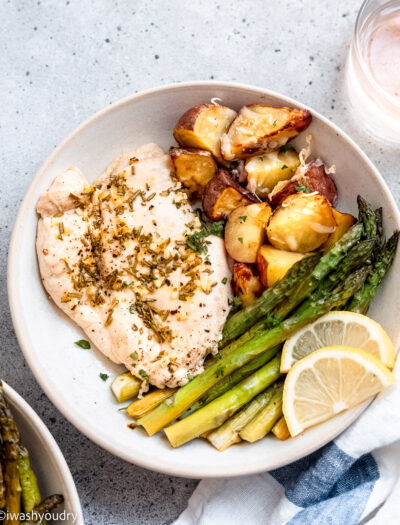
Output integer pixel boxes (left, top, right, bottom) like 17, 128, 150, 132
238, 237, 244, 244
294, 184, 311, 193
129, 304, 136, 314
99, 373, 109, 381
239, 215, 247, 223
130, 351, 138, 360
281, 164, 288, 170
279, 143, 296, 153
74, 339, 90, 349
186, 221, 225, 255
272, 120, 277, 127
221, 277, 228, 284
175, 203, 182, 209
139, 369, 149, 382
232, 296, 242, 308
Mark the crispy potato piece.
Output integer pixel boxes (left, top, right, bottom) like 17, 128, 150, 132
221, 105, 312, 161
225, 203, 272, 263
245, 148, 300, 198
232, 263, 263, 307
173, 104, 237, 163
202, 169, 258, 221
169, 147, 217, 196
322, 209, 356, 252
269, 160, 338, 208
267, 193, 336, 252
257, 245, 305, 287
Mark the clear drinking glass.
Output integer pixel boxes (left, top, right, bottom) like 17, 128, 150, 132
346, 0, 400, 145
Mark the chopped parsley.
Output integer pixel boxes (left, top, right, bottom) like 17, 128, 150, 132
239, 215, 247, 223
238, 237, 244, 244
232, 296, 242, 308
129, 304, 136, 314
279, 143, 296, 153
175, 202, 182, 209
294, 184, 311, 193
272, 120, 277, 127
121, 281, 134, 288
281, 164, 288, 170
99, 373, 109, 381
215, 365, 225, 378
130, 351, 138, 360
138, 369, 149, 382
214, 351, 222, 360
150, 275, 158, 280
186, 221, 225, 255
221, 277, 228, 284
74, 339, 91, 349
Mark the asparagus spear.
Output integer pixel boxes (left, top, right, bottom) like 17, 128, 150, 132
164, 354, 282, 447
272, 223, 364, 320
138, 268, 368, 436
0, 383, 21, 525
207, 384, 280, 451
25, 495, 64, 524
374, 207, 384, 248
271, 416, 291, 441
221, 253, 321, 345
358, 195, 377, 239
349, 231, 399, 314
305, 238, 375, 303
111, 373, 141, 403
239, 385, 283, 442
183, 345, 281, 418
18, 447, 41, 513
127, 388, 176, 418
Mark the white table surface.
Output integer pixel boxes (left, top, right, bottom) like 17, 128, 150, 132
2, 0, 400, 523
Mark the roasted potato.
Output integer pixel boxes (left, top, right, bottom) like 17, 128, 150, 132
221, 105, 312, 161
169, 147, 217, 196
269, 160, 338, 208
267, 193, 336, 252
245, 148, 300, 198
257, 245, 305, 287
173, 104, 237, 163
225, 203, 272, 263
232, 263, 263, 307
202, 169, 259, 221
322, 209, 356, 252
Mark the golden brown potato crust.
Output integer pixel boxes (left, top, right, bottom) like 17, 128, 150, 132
202, 169, 258, 221
267, 193, 336, 252
232, 262, 263, 307
169, 147, 217, 196
221, 105, 312, 161
173, 104, 237, 162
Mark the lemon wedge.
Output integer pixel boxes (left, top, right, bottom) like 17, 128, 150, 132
283, 345, 396, 436
281, 311, 395, 372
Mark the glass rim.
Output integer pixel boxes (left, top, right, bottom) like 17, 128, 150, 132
353, 0, 400, 108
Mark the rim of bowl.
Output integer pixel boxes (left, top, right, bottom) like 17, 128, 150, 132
7, 81, 400, 477
2, 382, 83, 523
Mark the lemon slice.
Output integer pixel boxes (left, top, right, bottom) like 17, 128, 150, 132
283, 345, 396, 436
281, 311, 395, 372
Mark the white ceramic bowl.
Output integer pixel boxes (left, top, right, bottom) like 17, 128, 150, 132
2, 382, 83, 524
8, 82, 400, 478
